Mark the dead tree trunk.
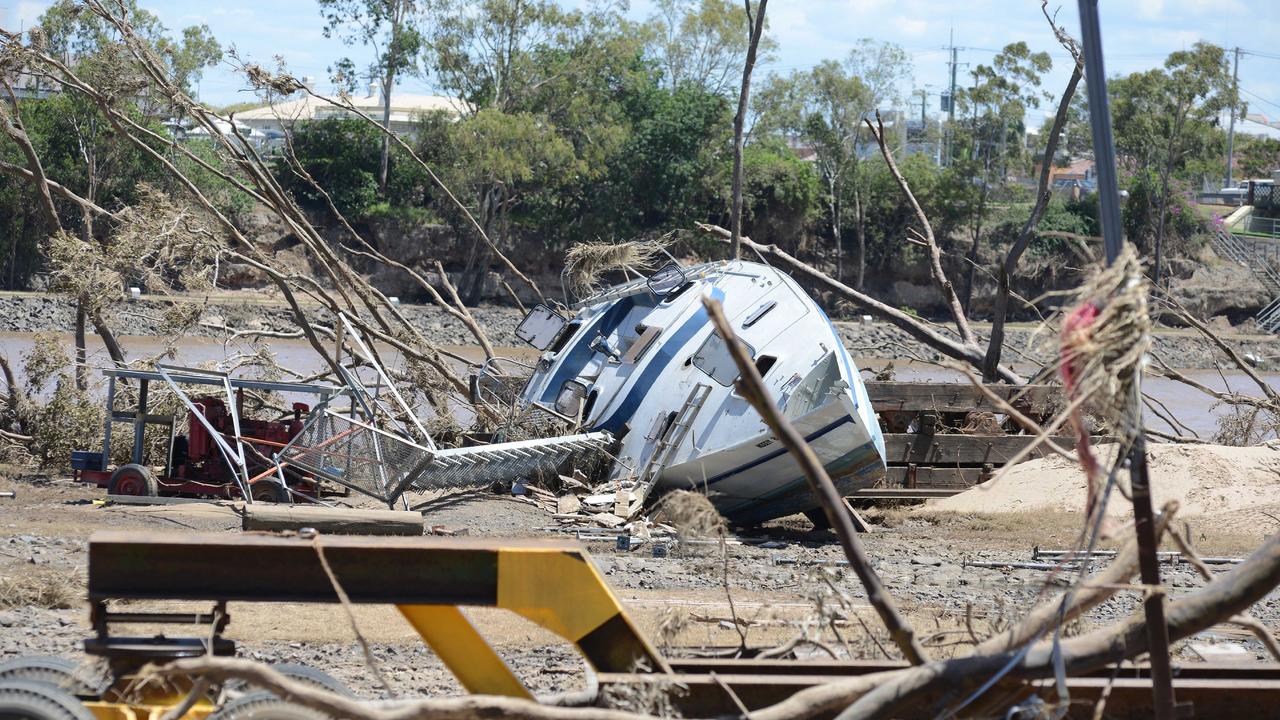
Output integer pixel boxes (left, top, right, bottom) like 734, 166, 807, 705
729, 0, 768, 260
982, 64, 1082, 381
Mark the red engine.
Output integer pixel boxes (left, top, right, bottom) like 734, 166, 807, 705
178, 396, 309, 487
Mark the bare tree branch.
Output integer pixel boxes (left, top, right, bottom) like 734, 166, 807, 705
704, 295, 929, 666
864, 111, 977, 347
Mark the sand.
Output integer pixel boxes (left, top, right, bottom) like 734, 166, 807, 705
929, 442, 1280, 530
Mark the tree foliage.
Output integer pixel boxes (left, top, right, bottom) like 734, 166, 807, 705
642, 0, 776, 97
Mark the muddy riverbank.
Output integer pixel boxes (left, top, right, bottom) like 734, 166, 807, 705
0, 291, 1276, 371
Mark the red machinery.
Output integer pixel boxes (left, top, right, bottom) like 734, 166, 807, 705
72, 367, 345, 503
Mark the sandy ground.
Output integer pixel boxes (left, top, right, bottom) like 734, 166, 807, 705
932, 442, 1280, 532
2, 452, 1278, 702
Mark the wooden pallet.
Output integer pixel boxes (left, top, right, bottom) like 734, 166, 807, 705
857, 381, 1084, 501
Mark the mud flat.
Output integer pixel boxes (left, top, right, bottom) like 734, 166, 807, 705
2, 456, 1278, 698
0, 291, 1276, 370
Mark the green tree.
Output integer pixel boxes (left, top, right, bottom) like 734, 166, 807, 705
445, 109, 578, 302
609, 82, 731, 232
320, 0, 423, 198
642, 0, 776, 97
1237, 136, 1280, 179
276, 117, 427, 218
754, 40, 909, 287
38, 0, 220, 106
1110, 43, 1235, 285
952, 41, 1051, 311
731, 140, 818, 249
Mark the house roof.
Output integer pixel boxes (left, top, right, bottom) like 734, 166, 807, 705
233, 90, 470, 124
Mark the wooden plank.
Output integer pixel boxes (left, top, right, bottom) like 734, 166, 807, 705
867, 382, 1060, 414
241, 504, 425, 536
840, 497, 873, 533
106, 494, 218, 506
883, 466, 986, 488
881, 433, 1075, 466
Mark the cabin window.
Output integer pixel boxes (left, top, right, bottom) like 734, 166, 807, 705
692, 332, 745, 386
754, 355, 778, 378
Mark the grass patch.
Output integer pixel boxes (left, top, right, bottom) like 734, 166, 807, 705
0, 568, 81, 610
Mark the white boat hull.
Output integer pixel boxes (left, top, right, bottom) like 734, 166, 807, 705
656, 393, 884, 524
519, 260, 887, 524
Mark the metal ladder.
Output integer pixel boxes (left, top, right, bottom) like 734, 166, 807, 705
1211, 228, 1280, 333
629, 383, 713, 511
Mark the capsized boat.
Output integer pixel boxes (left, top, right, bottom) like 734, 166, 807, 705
514, 259, 887, 524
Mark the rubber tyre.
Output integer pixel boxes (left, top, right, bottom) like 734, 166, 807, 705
0, 657, 100, 695
107, 463, 157, 497
225, 664, 353, 698
249, 481, 290, 504
0, 680, 96, 720
208, 691, 327, 720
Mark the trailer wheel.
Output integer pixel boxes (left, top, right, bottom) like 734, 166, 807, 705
249, 480, 290, 504
0, 656, 103, 695
0, 679, 96, 720
108, 464, 157, 497
209, 691, 327, 720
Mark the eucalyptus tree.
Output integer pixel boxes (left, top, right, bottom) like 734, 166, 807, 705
951, 41, 1051, 311
319, 0, 423, 198
1111, 42, 1239, 285
754, 40, 908, 287
643, 0, 776, 97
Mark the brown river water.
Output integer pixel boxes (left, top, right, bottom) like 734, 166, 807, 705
2, 332, 1276, 441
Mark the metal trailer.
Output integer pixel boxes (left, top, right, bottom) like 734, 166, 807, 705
3, 531, 1278, 719
70, 365, 346, 503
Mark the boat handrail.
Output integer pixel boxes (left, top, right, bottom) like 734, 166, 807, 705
572, 260, 732, 309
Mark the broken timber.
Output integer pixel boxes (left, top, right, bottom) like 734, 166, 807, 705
861, 381, 1089, 500
240, 504, 425, 536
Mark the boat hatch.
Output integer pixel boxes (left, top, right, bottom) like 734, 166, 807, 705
515, 304, 568, 350
692, 332, 753, 386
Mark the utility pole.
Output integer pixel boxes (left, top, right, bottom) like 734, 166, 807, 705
1224, 46, 1241, 189
945, 28, 959, 166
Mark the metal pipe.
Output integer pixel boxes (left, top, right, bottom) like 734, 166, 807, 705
0, 491, 14, 499
1077, 2, 1175, 716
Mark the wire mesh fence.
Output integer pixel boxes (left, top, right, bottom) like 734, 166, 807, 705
280, 410, 434, 504
280, 408, 614, 506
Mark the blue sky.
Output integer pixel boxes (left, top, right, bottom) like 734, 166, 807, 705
4, 0, 1279, 136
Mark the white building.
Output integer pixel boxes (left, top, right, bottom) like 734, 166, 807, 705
233, 82, 470, 138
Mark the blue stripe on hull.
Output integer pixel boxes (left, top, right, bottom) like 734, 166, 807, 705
702, 416, 852, 486
592, 287, 725, 435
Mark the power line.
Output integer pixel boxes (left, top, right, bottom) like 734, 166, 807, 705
1240, 86, 1280, 114
1240, 48, 1280, 62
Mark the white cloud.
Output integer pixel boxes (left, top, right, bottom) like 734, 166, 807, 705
892, 16, 929, 37
1136, 0, 1166, 20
